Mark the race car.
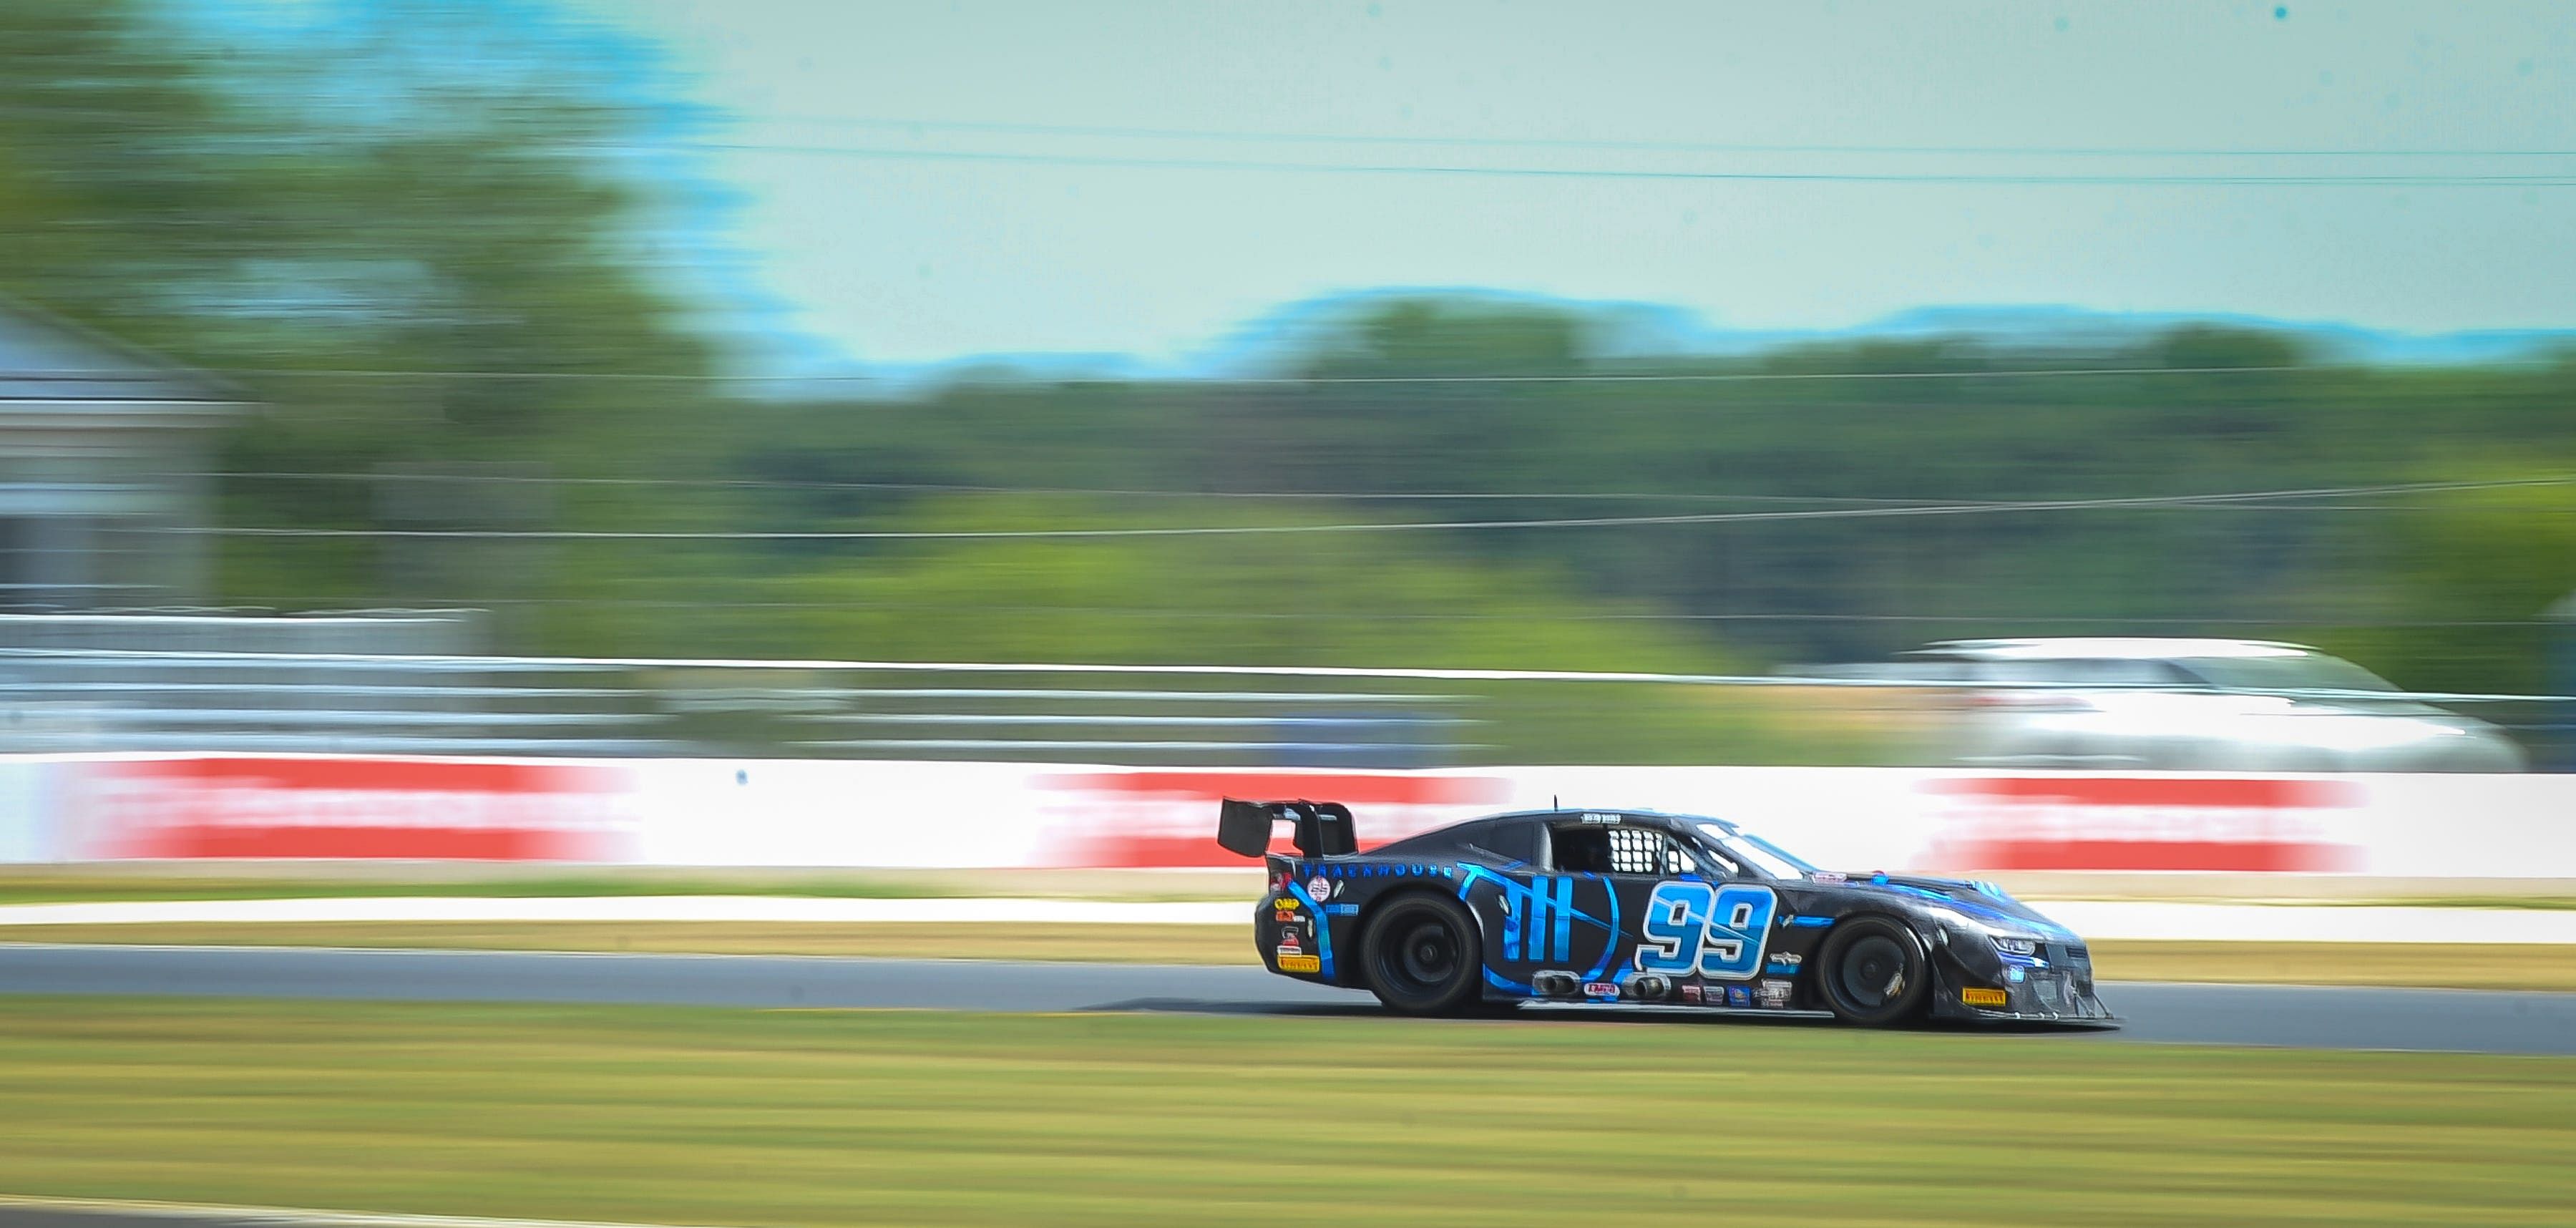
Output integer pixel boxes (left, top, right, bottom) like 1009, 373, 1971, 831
1219, 799, 2111, 1027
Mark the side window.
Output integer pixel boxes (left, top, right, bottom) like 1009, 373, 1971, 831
1467, 820, 1540, 867
1553, 824, 1699, 875
1550, 826, 1612, 874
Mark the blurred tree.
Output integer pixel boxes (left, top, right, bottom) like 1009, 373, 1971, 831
730, 303, 2576, 697
537, 494, 1874, 764
0, 0, 723, 623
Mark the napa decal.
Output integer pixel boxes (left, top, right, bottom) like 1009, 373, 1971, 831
1633, 881, 1778, 981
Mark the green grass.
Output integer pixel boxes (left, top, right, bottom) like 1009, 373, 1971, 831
11, 925, 2576, 992
0, 998, 2569, 1227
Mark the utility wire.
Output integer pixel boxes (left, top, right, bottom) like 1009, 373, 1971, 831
6, 646, 2565, 703
655, 139, 2576, 187
24, 99, 2576, 161
199, 596, 2562, 628
170, 472, 2022, 505
16, 364, 2344, 385
755, 114, 2576, 161
170, 471, 2563, 511
154, 476, 2576, 540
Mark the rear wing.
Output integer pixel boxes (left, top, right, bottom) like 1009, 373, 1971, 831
1216, 798, 1357, 859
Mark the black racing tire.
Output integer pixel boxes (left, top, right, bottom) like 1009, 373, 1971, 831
1362, 893, 1484, 1016
1816, 915, 1931, 1027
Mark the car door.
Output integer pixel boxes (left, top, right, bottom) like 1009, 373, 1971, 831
1459, 816, 1626, 994
1620, 830, 1784, 1004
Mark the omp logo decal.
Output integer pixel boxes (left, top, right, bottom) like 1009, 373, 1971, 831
1925, 776, 2364, 873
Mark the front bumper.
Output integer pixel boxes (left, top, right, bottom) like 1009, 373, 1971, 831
1935, 944, 2115, 1024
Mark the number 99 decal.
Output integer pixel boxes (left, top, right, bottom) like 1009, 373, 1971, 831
1634, 882, 1778, 979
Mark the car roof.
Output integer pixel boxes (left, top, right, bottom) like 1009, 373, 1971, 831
1473, 808, 1732, 834
1912, 637, 2321, 661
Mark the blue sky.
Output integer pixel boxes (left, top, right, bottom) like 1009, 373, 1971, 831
599, 0, 2576, 369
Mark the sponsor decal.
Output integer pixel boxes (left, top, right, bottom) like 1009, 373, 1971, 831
70, 756, 635, 861
1925, 776, 2364, 873
1679, 984, 1703, 1003
1755, 979, 1792, 1008
1037, 769, 1506, 867
1724, 985, 1752, 1008
1811, 872, 1848, 885
1277, 954, 1321, 973
1580, 812, 1623, 824
1307, 875, 1331, 899
2007, 968, 2026, 983
1961, 986, 2010, 1008
1581, 981, 1621, 999
1326, 903, 1360, 916
1769, 952, 1802, 968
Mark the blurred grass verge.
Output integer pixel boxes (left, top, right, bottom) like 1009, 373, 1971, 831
6, 868, 2573, 907
0, 869, 1263, 907
4, 924, 2572, 990
0, 998, 2567, 1228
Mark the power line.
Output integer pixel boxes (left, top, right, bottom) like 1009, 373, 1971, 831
25, 99, 2576, 161
171, 471, 2016, 506
20, 363, 2344, 386
152, 476, 2576, 541
8, 646, 2565, 703
757, 114, 2576, 161
31, 92, 2576, 187
199, 596, 2562, 628
660, 139, 2576, 187
172, 471, 2569, 512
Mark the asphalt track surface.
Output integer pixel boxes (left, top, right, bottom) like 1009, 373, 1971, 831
2, 942, 2572, 1056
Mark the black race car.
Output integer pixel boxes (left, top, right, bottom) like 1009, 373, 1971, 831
1220, 799, 2112, 1027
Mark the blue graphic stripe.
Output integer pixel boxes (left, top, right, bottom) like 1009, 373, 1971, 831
1865, 882, 2077, 940
1549, 875, 1574, 967
1284, 881, 1333, 980
1579, 877, 1621, 983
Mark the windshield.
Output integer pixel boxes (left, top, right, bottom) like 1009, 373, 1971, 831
2177, 652, 2400, 694
1695, 822, 1823, 880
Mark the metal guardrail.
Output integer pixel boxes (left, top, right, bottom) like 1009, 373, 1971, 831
0, 638, 1478, 765
0, 614, 2567, 767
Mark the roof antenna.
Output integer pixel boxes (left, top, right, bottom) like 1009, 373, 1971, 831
1552, 794, 1560, 810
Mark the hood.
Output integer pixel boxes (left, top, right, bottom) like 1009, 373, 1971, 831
1826, 872, 2080, 941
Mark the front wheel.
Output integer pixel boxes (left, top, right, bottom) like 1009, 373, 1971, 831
1816, 916, 1930, 1027
1362, 895, 1483, 1016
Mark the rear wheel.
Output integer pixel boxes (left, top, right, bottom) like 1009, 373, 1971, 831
1362, 894, 1483, 1016
1816, 916, 1930, 1027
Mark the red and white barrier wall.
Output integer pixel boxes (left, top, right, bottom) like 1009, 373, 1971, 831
1, 754, 2570, 878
